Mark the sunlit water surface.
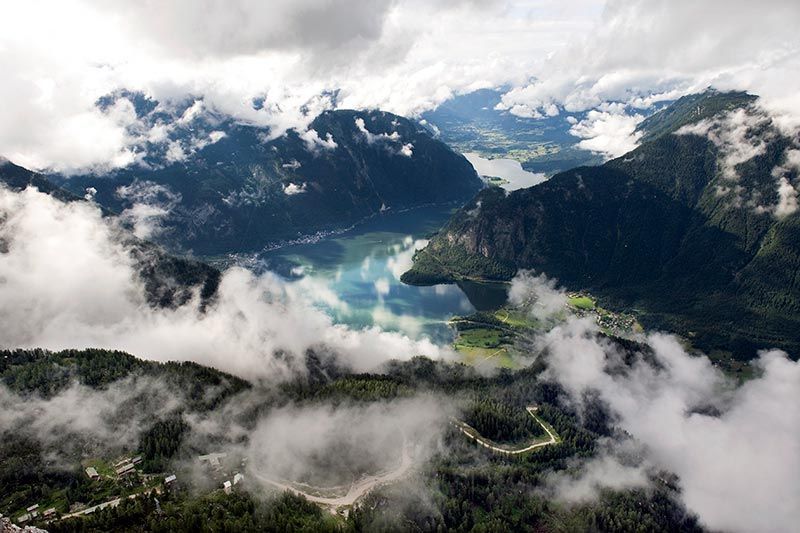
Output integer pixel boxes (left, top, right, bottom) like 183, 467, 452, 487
463, 152, 546, 191
254, 206, 508, 344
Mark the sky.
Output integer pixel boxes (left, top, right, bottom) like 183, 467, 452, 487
2, 0, 797, 172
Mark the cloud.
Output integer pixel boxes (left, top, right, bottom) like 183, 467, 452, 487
282, 182, 308, 196
2, 1, 798, 173
0, 1, 602, 172
299, 128, 338, 152
775, 176, 799, 218
355, 116, 413, 157
245, 395, 453, 488
568, 107, 644, 159
544, 439, 651, 503
386, 237, 428, 280
0, 377, 183, 458
676, 108, 800, 218
116, 180, 182, 239
374, 277, 391, 297
538, 318, 800, 533
0, 186, 455, 380
758, 149, 800, 218
677, 107, 772, 181
95, 0, 394, 60
498, 0, 800, 153
508, 270, 567, 322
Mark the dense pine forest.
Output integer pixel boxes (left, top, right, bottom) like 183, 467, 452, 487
1, 347, 702, 532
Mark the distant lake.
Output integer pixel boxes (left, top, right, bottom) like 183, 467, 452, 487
255, 206, 509, 343
463, 152, 546, 191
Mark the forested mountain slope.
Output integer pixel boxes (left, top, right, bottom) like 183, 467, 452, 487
403, 91, 800, 358
56, 104, 483, 255
0, 161, 221, 310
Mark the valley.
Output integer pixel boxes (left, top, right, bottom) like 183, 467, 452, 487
0, 80, 797, 533
404, 91, 800, 365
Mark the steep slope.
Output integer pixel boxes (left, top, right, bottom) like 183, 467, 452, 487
403, 91, 800, 358
0, 161, 221, 310
0, 158, 80, 202
58, 108, 483, 255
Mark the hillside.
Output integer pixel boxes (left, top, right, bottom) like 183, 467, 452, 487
0, 349, 701, 532
402, 91, 800, 358
0, 159, 80, 203
56, 104, 483, 255
0, 162, 221, 310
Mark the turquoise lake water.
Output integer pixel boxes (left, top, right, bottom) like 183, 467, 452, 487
256, 205, 509, 343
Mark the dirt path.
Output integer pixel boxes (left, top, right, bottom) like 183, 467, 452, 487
473, 347, 507, 368
453, 406, 559, 455
61, 489, 156, 520
253, 444, 413, 512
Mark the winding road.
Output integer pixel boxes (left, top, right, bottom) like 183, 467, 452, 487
452, 406, 559, 455
253, 407, 558, 513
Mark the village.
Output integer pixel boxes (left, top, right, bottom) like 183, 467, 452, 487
7, 451, 245, 527
565, 291, 640, 336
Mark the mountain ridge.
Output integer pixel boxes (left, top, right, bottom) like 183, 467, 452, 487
53, 107, 483, 255
402, 91, 800, 358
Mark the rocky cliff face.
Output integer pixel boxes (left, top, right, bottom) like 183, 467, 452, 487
1, 516, 48, 532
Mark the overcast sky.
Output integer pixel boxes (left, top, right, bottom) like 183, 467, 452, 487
0, 0, 798, 171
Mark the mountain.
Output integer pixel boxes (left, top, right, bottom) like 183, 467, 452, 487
56, 104, 483, 256
0, 158, 80, 203
403, 91, 800, 358
0, 161, 221, 310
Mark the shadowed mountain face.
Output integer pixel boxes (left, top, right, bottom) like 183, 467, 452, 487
55, 107, 483, 256
0, 160, 221, 310
0, 158, 78, 203
403, 91, 800, 358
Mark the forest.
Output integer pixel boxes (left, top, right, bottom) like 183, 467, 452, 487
1, 348, 702, 532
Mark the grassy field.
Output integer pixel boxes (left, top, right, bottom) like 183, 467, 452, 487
568, 295, 596, 310
453, 326, 516, 368
450, 294, 648, 370
450, 308, 542, 369
493, 308, 539, 328
85, 458, 115, 478
456, 345, 515, 368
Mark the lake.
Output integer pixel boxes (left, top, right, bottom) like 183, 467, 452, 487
256, 206, 509, 343
463, 152, 546, 190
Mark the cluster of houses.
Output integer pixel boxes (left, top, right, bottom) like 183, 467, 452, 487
12, 452, 241, 526
17, 456, 167, 524
566, 291, 636, 334
12, 504, 56, 526
196, 451, 245, 494
113, 456, 142, 478
197, 452, 227, 471
596, 310, 636, 332
222, 473, 244, 494
83, 455, 145, 482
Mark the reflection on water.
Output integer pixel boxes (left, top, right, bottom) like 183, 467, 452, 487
463, 152, 546, 191
457, 280, 510, 311
257, 206, 509, 343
